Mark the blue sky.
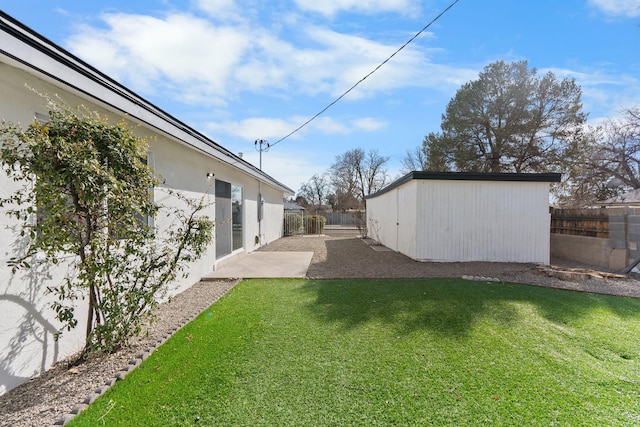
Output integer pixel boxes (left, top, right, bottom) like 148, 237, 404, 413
2, 0, 640, 193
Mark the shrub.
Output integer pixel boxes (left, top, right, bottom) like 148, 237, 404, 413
304, 215, 326, 234
0, 100, 214, 355
284, 213, 303, 236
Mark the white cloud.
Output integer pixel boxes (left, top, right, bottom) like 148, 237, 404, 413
588, 0, 640, 17
193, 0, 239, 19
312, 116, 351, 134
65, 8, 461, 105
544, 66, 640, 122
352, 117, 387, 131
294, 0, 419, 17
300, 27, 428, 98
54, 7, 71, 17
207, 116, 306, 141
206, 114, 386, 141
67, 12, 251, 101
245, 26, 459, 100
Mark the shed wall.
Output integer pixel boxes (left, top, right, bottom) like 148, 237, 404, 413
397, 182, 418, 256
367, 178, 551, 264
367, 186, 400, 251
414, 180, 550, 263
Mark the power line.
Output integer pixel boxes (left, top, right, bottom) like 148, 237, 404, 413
269, 0, 461, 148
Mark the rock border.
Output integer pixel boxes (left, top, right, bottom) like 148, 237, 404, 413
48, 280, 237, 426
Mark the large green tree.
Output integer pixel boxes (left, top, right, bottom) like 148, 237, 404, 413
0, 101, 213, 355
422, 60, 587, 173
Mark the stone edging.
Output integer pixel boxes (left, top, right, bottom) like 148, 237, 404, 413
49, 281, 237, 426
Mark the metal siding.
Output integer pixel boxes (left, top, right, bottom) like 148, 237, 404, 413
415, 180, 550, 263
367, 188, 394, 249
397, 182, 417, 257
367, 181, 418, 257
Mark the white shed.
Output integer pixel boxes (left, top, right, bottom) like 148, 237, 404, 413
366, 172, 561, 264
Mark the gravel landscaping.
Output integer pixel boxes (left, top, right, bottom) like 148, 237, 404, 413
1, 235, 638, 426
0, 280, 238, 427
260, 235, 640, 298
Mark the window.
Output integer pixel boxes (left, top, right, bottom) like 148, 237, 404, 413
135, 153, 155, 230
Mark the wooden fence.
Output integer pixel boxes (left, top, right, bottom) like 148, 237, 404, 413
550, 208, 609, 238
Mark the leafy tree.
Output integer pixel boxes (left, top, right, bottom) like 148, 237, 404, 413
422, 60, 587, 173
329, 148, 389, 210
0, 101, 213, 356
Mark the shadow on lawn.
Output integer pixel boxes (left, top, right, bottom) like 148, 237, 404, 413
301, 278, 640, 338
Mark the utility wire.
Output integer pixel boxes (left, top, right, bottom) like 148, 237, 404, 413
269, 0, 461, 147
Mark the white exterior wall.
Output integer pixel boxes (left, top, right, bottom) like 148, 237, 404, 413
260, 185, 286, 244
368, 182, 418, 255
397, 182, 418, 257
0, 63, 90, 395
367, 178, 552, 264
0, 43, 289, 393
414, 180, 551, 263
367, 187, 399, 250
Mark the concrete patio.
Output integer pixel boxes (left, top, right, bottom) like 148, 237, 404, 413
202, 251, 314, 279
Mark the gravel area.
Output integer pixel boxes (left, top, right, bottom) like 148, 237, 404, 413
0, 279, 238, 427
258, 235, 640, 298
2, 235, 639, 426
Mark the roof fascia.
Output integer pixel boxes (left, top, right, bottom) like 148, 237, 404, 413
366, 171, 562, 199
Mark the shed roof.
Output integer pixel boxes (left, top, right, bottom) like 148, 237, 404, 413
0, 11, 293, 195
284, 202, 305, 210
366, 171, 562, 199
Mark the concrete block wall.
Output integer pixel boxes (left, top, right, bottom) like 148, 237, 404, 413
608, 213, 627, 250
551, 207, 640, 271
550, 234, 613, 269
606, 207, 640, 270
626, 215, 640, 261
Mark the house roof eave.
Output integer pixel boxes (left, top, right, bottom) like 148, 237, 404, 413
0, 11, 294, 196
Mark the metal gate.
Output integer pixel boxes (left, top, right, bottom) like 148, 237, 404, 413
284, 212, 364, 238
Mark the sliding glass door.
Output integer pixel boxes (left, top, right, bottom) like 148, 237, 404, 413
215, 179, 243, 259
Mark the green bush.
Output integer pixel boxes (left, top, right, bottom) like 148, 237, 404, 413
304, 215, 326, 234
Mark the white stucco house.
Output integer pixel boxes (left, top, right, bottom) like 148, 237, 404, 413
0, 12, 293, 394
366, 171, 561, 264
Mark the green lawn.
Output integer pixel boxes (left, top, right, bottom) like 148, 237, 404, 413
69, 278, 640, 426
